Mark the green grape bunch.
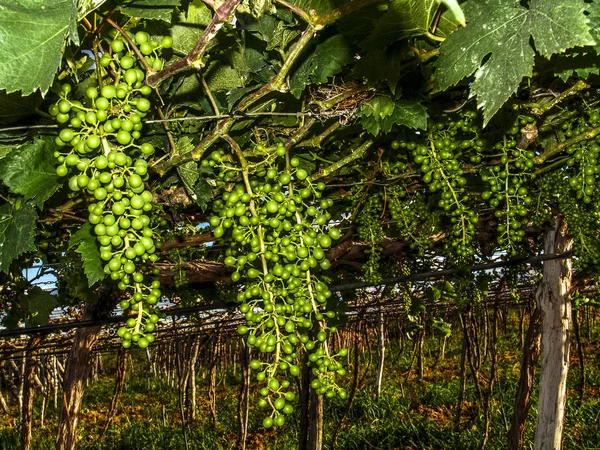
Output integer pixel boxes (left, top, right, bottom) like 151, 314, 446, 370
407, 111, 479, 259
208, 142, 347, 427
356, 192, 384, 283
49, 31, 171, 348
480, 118, 536, 254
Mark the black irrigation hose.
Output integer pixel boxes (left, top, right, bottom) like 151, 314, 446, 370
0, 252, 572, 339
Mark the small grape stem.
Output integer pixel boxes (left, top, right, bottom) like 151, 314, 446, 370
311, 84, 370, 111
274, 0, 311, 23
296, 120, 342, 149
429, 140, 468, 246
284, 117, 317, 152
133, 284, 143, 334
101, 137, 112, 157
504, 157, 512, 245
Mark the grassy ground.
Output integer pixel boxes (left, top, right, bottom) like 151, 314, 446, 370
1, 318, 600, 449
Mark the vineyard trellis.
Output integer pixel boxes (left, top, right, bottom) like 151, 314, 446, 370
2, 0, 600, 449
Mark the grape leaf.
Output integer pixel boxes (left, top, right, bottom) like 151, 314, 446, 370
528, 0, 593, 58
176, 136, 199, 198
21, 286, 57, 327
289, 35, 353, 98
240, 13, 279, 42
0, 0, 77, 94
171, 0, 212, 55
289, 0, 343, 16
353, 46, 403, 94
362, 0, 461, 49
120, 0, 181, 22
0, 202, 38, 273
0, 91, 42, 124
587, 0, 600, 54
360, 97, 428, 135
193, 179, 213, 210
238, 0, 276, 18
77, 0, 109, 19
554, 52, 600, 82
436, 0, 595, 125
205, 63, 244, 92
0, 144, 15, 161
0, 138, 61, 208
69, 222, 104, 287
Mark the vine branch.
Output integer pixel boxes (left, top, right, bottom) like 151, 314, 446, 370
536, 124, 600, 164
310, 138, 375, 181
146, 0, 242, 87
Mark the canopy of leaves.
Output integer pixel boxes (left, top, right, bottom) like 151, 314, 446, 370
2, 0, 600, 336
119, 0, 181, 22
436, 0, 595, 124
0, 202, 38, 273
69, 223, 105, 287
0, 138, 61, 208
0, 0, 77, 94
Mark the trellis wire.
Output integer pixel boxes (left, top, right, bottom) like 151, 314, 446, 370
0, 251, 571, 338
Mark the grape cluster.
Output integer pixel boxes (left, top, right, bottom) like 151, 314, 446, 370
563, 109, 600, 203
208, 143, 347, 427
408, 114, 478, 258
51, 32, 169, 348
386, 186, 435, 256
355, 193, 384, 283
480, 126, 535, 254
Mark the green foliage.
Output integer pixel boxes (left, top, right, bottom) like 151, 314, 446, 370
0, 201, 38, 273
0, 91, 41, 124
69, 222, 105, 287
20, 286, 58, 327
170, 0, 212, 54
0, 138, 61, 207
0, 0, 77, 94
360, 97, 428, 135
4, 0, 600, 436
363, 0, 462, 48
289, 35, 353, 98
436, 0, 595, 124
119, 0, 181, 22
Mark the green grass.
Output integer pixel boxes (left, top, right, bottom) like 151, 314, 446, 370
3, 319, 600, 450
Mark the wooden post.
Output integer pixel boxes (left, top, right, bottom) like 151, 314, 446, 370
508, 308, 541, 450
374, 308, 385, 399
55, 290, 117, 450
533, 217, 573, 450
21, 334, 45, 450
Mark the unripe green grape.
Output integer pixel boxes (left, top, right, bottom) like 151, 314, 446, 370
152, 59, 163, 71
140, 42, 153, 55
101, 85, 116, 99
120, 55, 135, 69
161, 36, 173, 48
99, 54, 112, 67
56, 113, 70, 124
124, 69, 138, 85
117, 130, 132, 145
262, 417, 273, 428
111, 39, 125, 53
136, 98, 151, 112
56, 165, 68, 177
134, 31, 149, 45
